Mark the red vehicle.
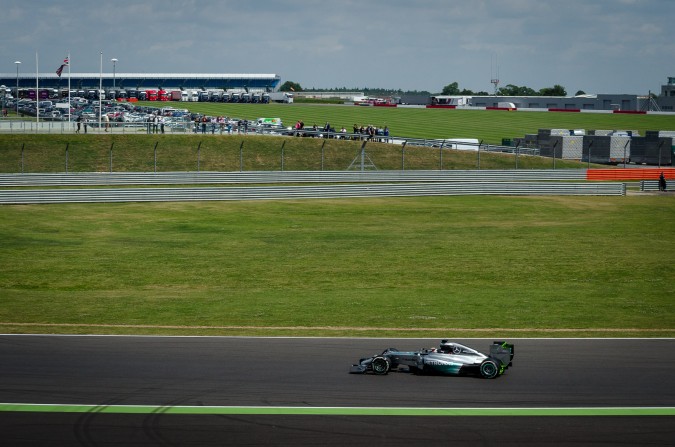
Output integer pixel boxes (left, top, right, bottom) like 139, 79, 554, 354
158, 90, 170, 101
145, 89, 158, 101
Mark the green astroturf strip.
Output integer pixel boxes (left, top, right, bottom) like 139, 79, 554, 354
1, 404, 674, 416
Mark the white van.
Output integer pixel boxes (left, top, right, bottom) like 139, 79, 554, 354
442, 138, 480, 151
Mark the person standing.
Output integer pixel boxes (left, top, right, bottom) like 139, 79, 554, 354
659, 172, 667, 192
76, 115, 81, 133
103, 113, 110, 132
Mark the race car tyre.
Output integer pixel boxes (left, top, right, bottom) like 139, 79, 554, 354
479, 359, 501, 379
371, 356, 390, 375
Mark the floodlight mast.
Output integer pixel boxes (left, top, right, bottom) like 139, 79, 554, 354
15, 61, 21, 114
111, 58, 118, 89
491, 78, 500, 95
490, 54, 500, 95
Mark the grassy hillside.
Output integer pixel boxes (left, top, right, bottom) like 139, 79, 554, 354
0, 134, 594, 173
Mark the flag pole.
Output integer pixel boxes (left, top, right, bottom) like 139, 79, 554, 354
99, 51, 102, 131
35, 51, 39, 127
67, 51, 71, 128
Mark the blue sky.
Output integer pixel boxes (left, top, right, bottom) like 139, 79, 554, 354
1, 0, 674, 94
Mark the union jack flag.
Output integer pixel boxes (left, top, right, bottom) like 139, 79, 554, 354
55, 57, 69, 77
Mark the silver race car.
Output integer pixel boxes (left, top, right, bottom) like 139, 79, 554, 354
350, 340, 514, 379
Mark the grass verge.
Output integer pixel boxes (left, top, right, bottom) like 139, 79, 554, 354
1, 195, 673, 337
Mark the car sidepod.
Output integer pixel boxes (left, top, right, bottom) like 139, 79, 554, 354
420, 352, 482, 375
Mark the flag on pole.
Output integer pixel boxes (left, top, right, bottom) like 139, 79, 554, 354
56, 57, 69, 77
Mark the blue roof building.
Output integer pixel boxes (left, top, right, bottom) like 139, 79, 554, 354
0, 72, 281, 91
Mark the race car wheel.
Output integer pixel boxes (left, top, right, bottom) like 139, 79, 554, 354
480, 359, 500, 379
371, 356, 390, 375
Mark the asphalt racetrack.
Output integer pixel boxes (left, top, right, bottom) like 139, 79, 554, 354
1, 336, 674, 446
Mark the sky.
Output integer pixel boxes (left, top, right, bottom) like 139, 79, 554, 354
1, 0, 674, 95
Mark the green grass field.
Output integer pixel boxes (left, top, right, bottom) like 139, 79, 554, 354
1, 195, 673, 337
149, 102, 675, 144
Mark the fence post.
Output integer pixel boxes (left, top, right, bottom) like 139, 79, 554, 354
154, 141, 158, 173
401, 141, 406, 171
239, 141, 244, 172
21, 143, 24, 173
552, 140, 558, 170
439, 140, 444, 170
515, 143, 519, 170
281, 140, 286, 171
197, 141, 202, 172
623, 140, 629, 168
477, 140, 482, 170
321, 140, 326, 171
360, 141, 367, 172
587, 141, 593, 169
65, 143, 69, 173
110, 142, 114, 173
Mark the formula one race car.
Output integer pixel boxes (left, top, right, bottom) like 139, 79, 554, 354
349, 340, 514, 379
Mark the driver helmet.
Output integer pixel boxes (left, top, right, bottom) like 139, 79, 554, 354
439, 341, 454, 353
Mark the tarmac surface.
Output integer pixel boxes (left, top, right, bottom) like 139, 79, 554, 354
1, 336, 673, 446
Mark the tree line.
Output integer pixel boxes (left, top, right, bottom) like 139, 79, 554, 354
441, 82, 575, 97
279, 82, 430, 96
280, 81, 579, 97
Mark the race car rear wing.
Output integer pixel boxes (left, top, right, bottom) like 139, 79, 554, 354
490, 341, 514, 367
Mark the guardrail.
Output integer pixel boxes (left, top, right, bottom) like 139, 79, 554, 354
0, 181, 626, 204
640, 180, 670, 191
0, 170, 587, 187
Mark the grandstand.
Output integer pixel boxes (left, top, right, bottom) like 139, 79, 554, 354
0, 72, 281, 93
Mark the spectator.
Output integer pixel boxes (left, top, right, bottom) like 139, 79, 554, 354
659, 172, 667, 191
